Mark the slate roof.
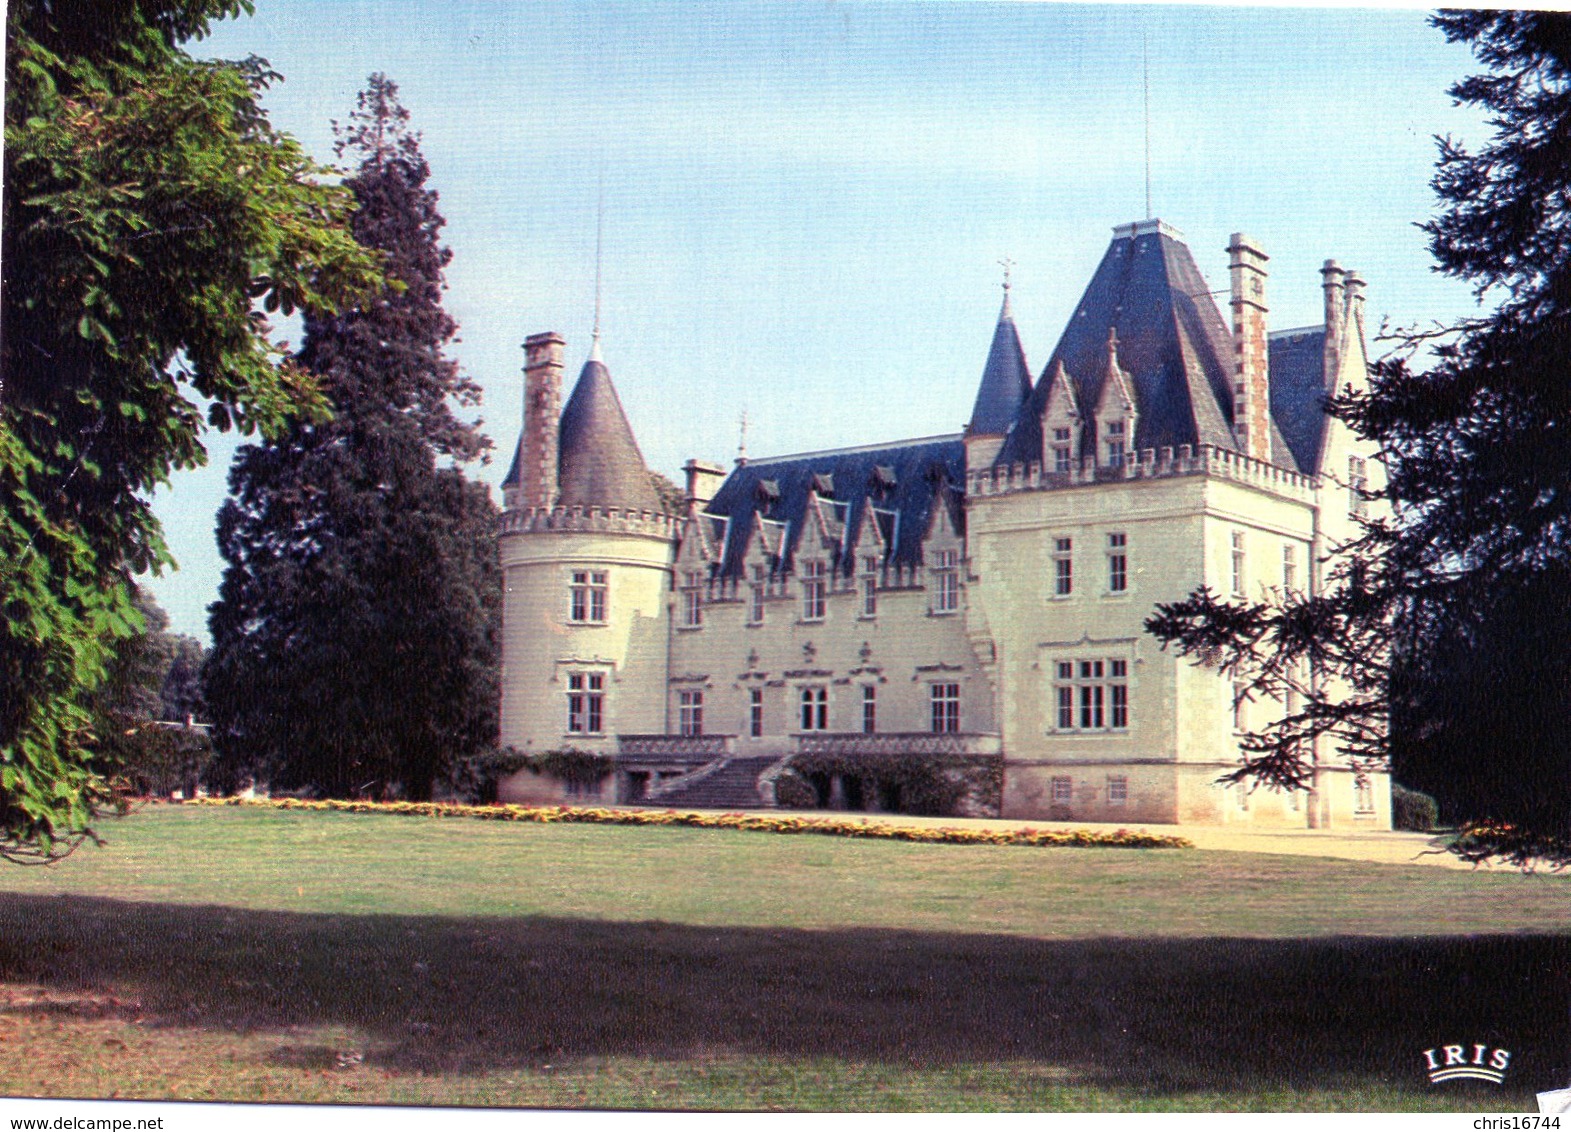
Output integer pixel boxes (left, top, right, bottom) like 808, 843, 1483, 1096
702, 435, 965, 580
1268, 327, 1331, 475
967, 294, 1032, 436
995, 221, 1302, 471
556, 351, 662, 512
501, 425, 525, 488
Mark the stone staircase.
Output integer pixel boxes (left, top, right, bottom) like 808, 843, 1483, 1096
648, 756, 780, 810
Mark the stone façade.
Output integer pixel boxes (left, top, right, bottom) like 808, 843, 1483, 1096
495, 219, 1391, 829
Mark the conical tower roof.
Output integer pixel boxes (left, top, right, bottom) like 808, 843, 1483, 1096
992, 218, 1300, 464
557, 343, 661, 512
967, 291, 1032, 436
998, 219, 1244, 467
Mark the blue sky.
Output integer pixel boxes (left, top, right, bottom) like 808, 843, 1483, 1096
144, 1, 1486, 639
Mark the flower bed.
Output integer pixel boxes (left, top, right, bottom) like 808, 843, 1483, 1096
186, 796, 1191, 849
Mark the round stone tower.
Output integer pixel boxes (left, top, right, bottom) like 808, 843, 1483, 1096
497, 333, 677, 799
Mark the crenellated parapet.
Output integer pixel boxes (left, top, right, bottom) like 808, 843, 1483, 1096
498, 504, 681, 541
967, 443, 1317, 504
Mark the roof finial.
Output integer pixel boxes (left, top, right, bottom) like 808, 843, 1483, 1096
997, 255, 1015, 318
1143, 32, 1152, 221
1108, 325, 1121, 364
589, 174, 604, 363
737, 407, 749, 466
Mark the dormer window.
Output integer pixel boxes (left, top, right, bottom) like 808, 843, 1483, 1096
1052, 428, 1073, 473
801, 559, 827, 622
749, 564, 767, 624
680, 571, 704, 628
1105, 421, 1127, 468
860, 555, 880, 618
931, 548, 960, 614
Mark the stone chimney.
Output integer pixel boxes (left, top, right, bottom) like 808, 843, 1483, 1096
683, 458, 726, 515
521, 332, 565, 509
1343, 269, 1367, 346
1321, 259, 1346, 387
1228, 233, 1271, 462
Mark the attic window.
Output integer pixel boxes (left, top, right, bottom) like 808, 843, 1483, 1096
812, 473, 834, 496
872, 465, 897, 489
756, 479, 781, 505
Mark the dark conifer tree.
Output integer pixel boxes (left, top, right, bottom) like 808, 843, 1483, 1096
205, 75, 500, 800
1147, 12, 1571, 866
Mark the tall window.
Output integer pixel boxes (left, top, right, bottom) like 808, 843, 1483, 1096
1052, 427, 1073, 472
1349, 456, 1369, 518
1109, 660, 1128, 728
1105, 421, 1126, 468
800, 560, 826, 622
749, 688, 764, 738
1053, 537, 1073, 597
1053, 659, 1128, 731
799, 686, 828, 731
930, 683, 961, 734
862, 685, 877, 734
1354, 775, 1375, 814
749, 565, 767, 624
932, 548, 960, 614
569, 570, 608, 624
566, 672, 605, 734
678, 690, 704, 736
1107, 775, 1129, 807
1282, 543, 1298, 593
861, 555, 880, 618
1107, 532, 1127, 593
680, 571, 704, 628
1230, 531, 1246, 598
1232, 679, 1249, 732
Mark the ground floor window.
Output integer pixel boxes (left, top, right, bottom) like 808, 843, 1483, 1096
1107, 775, 1128, 807
1050, 776, 1073, 805
1354, 775, 1375, 814
1053, 659, 1128, 731
564, 778, 603, 799
567, 672, 605, 734
749, 688, 763, 737
930, 683, 960, 734
800, 686, 828, 731
679, 690, 703, 737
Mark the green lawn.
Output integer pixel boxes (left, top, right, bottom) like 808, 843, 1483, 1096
0, 803, 1564, 1110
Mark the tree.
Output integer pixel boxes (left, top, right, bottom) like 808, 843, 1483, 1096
83, 586, 212, 797
1, 0, 381, 861
159, 634, 208, 724
204, 75, 501, 802
1147, 11, 1571, 868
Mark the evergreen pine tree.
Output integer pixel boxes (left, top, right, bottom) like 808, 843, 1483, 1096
1147, 12, 1571, 866
205, 75, 500, 801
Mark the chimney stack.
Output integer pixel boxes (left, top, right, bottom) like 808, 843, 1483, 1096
521, 332, 565, 509
1321, 260, 1345, 387
683, 458, 726, 515
1343, 269, 1367, 346
1228, 233, 1271, 463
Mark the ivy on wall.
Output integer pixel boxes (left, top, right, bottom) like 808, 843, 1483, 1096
782, 752, 1003, 818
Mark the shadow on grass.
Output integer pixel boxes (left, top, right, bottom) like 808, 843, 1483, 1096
0, 892, 1564, 1099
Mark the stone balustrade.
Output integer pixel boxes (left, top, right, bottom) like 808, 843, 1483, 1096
617, 734, 736, 759
966, 443, 1316, 503
792, 731, 1003, 757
